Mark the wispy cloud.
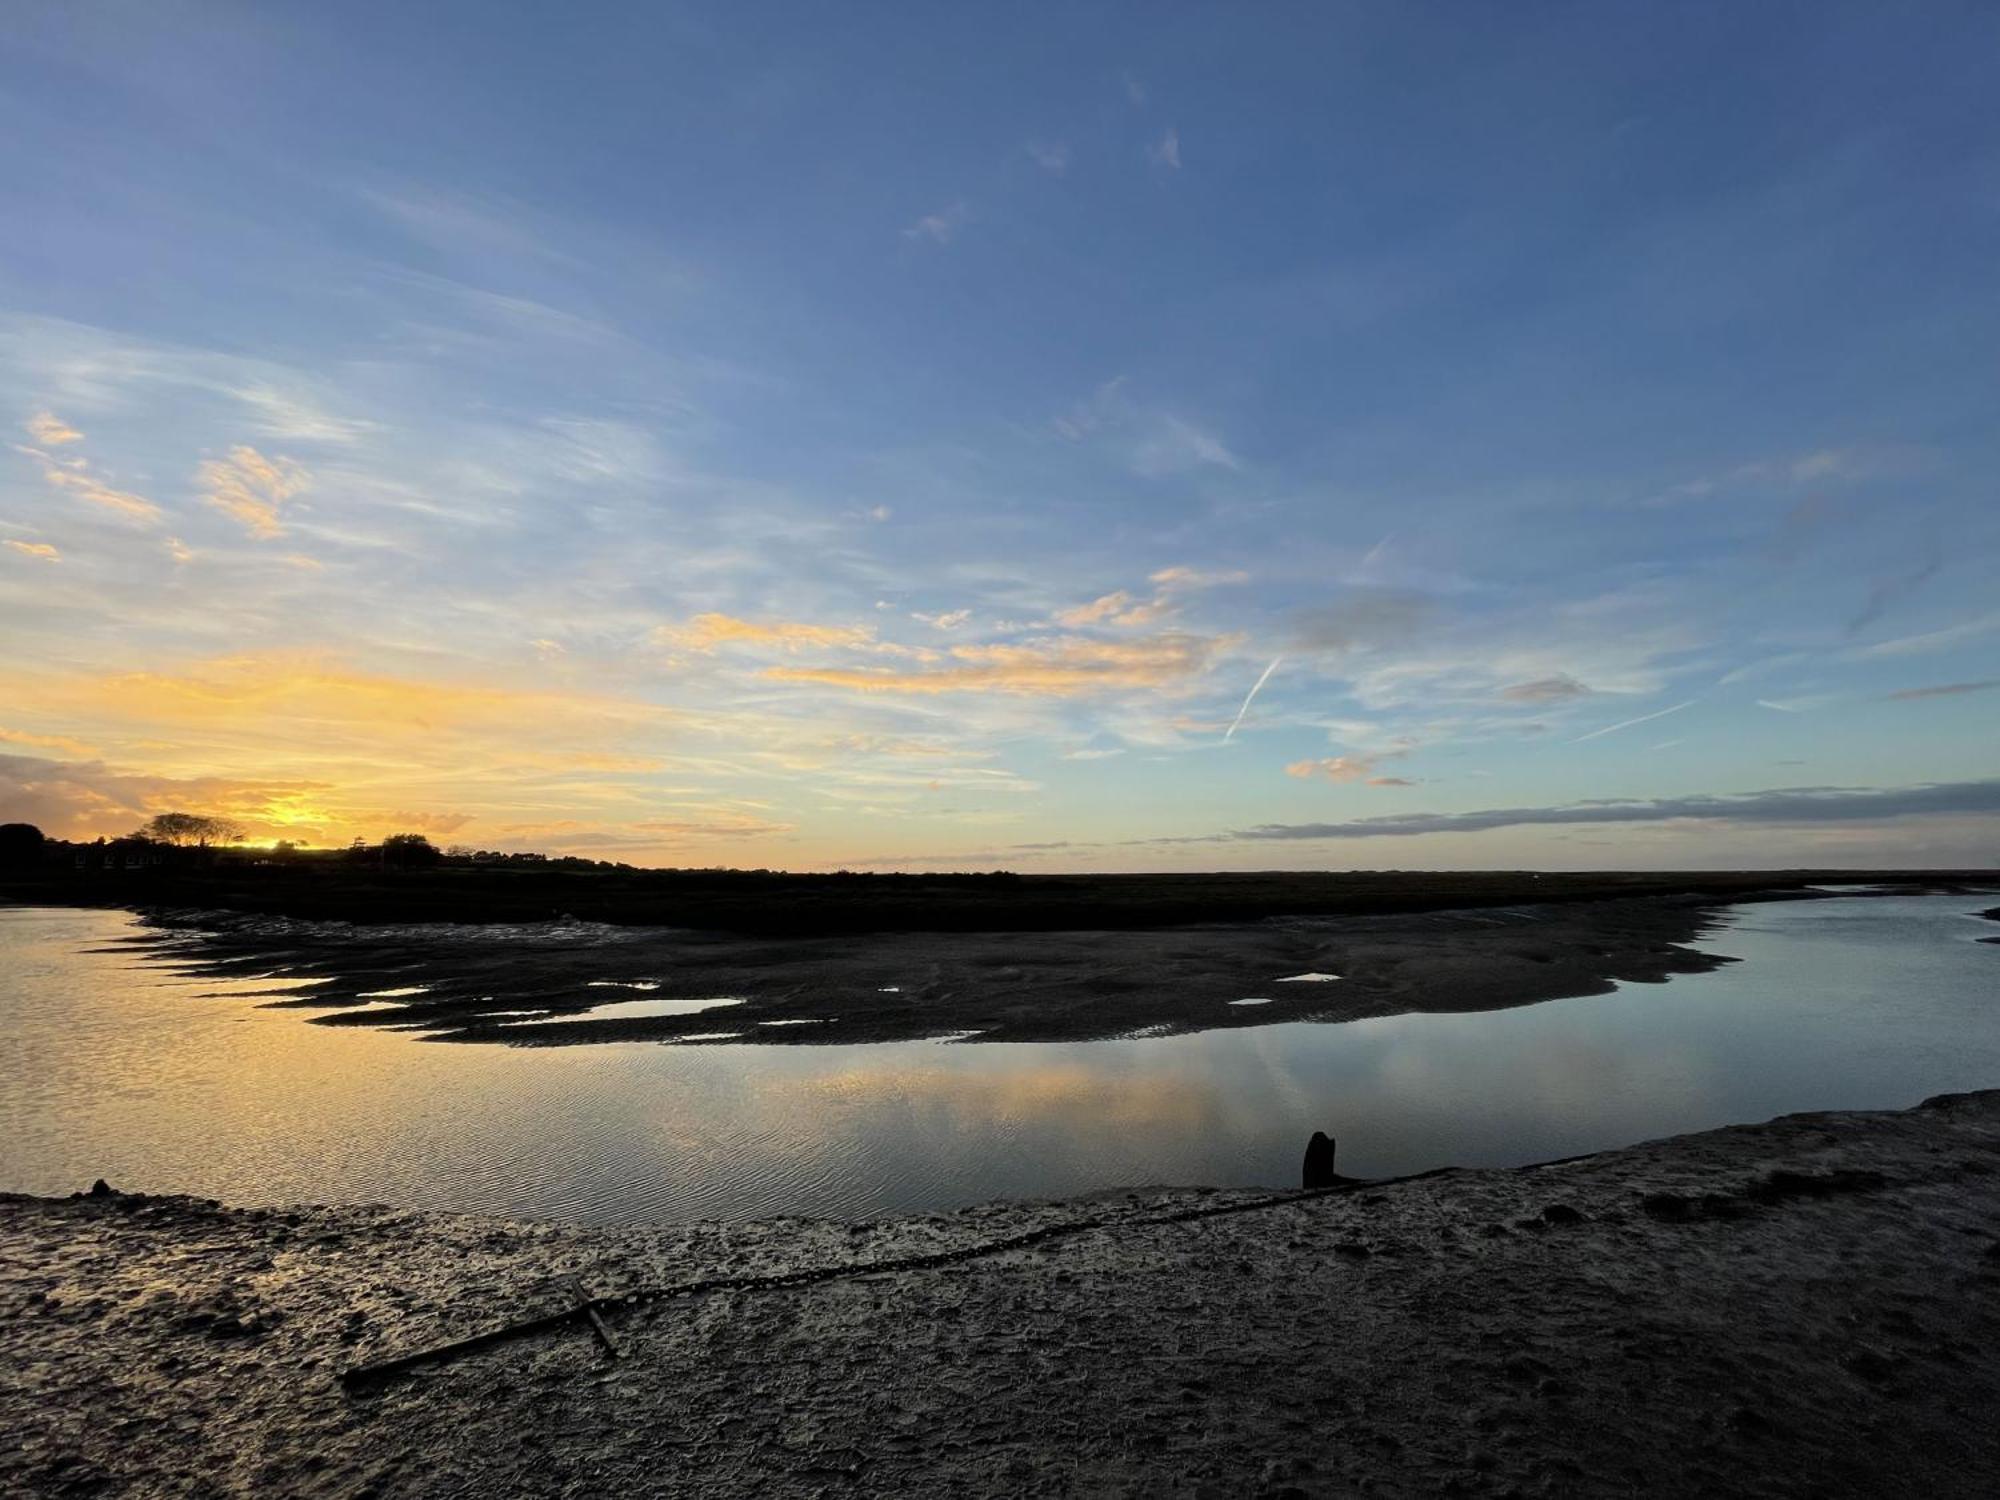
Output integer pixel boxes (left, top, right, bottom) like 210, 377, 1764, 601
200, 445, 308, 539
1149, 128, 1181, 169
38, 464, 160, 522
1853, 611, 2000, 659
1499, 674, 1592, 704
1026, 141, 1069, 174
3, 539, 59, 562
25, 411, 81, 446
1234, 778, 2000, 841
1054, 379, 1238, 475
653, 613, 883, 655
0, 727, 94, 756
903, 201, 971, 245
18, 413, 161, 522
1885, 679, 2000, 702
1847, 556, 1940, 634
1057, 564, 1244, 631
1150, 565, 1247, 591
1057, 590, 1170, 628
764, 631, 1227, 697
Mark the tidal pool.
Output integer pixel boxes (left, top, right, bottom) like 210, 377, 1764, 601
0, 894, 1993, 1224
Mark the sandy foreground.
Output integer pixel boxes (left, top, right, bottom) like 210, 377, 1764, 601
4, 1093, 1999, 1497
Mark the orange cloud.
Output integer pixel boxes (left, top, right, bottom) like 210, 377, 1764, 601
26, 411, 83, 446
765, 632, 1227, 697
200, 445, 308, 539
45, 467, 159, 521
4, 539, 59, 561
1287, 754, 1408, 784
1055, 566, 1243, 630
1056, 590, 1170, 628
0, 726, 94, 756
68, 654, 669, 748
20, 414, 161, 521
653, 612, 880, 654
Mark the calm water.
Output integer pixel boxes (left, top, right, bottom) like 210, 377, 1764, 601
1, 895, 1994, 1224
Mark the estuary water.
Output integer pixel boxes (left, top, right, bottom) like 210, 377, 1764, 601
1, 894, 1994, 1224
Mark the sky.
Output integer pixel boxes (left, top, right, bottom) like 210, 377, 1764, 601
2, 2, 1997, 871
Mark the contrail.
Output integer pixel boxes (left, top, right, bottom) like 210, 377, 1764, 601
1571, 698, 1695, 743
1223, 655, 1283, 742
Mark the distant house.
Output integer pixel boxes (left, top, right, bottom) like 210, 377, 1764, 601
72, 837, 168, 874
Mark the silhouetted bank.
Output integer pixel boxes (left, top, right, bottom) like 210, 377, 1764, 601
25, 871, 1975, 1048
6, 1090, 1998, 1497
0, 852, 1985, 935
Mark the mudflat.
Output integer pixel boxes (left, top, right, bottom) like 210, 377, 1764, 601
6, 1090, 1998, 1497
124, 880, 1991, 1046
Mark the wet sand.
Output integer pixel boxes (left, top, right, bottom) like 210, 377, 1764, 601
155, 894, 1754, 1045
5, 1090, 1999, 1497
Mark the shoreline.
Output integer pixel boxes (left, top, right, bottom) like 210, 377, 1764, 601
5, 1090, 1999, 1496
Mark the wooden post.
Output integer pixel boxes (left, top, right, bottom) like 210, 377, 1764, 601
1303, 1131, 1337, 1189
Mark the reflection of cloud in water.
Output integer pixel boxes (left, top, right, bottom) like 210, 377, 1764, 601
790, 1058, 1233, 1137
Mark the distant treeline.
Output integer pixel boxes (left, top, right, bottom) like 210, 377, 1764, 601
0, 815, 1021, 885
0, 818, 630, 875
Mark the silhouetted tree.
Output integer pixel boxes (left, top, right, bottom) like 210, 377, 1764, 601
0, 822, 45, 866
136, 812, 246, 848
380, 832, 443, 869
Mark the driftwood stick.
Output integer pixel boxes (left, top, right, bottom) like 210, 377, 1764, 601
340, 1278, 624, 1387
339, 1301, 587, 1387
570, 1276, 623, 1360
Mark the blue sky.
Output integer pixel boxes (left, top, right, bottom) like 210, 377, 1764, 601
2, 2, 1996, 868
